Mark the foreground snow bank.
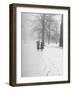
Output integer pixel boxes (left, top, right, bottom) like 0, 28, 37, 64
21, 41, 63, 77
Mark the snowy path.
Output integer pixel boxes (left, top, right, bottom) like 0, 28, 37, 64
21, 41, 63, 77
41, 43, 63, 76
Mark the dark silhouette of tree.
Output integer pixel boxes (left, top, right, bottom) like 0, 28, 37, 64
31, 14, 61, 49
59, 15, 63, 47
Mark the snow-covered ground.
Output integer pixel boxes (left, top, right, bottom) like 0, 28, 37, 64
21, 41, 63, 77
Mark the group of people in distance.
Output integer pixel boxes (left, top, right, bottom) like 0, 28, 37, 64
36, 41, 44, 50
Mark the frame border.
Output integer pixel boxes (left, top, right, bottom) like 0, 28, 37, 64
9, 3, 70, 86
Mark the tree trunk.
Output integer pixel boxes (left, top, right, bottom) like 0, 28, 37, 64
59, 15, 63, 47
41, 14, 45, 49
42, 14, 45, 43
55, 27, 58, 44
48, 24, 50, 44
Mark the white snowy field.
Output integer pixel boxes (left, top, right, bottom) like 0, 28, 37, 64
21, 41, 63, 77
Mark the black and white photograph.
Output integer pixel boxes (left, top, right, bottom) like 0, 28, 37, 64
9, 4, 70, 86
21, 13, 63, 77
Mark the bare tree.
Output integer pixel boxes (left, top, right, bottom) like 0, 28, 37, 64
45, 14, 59, 44
31, 14, 61, 49
31, 14, 45, 50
